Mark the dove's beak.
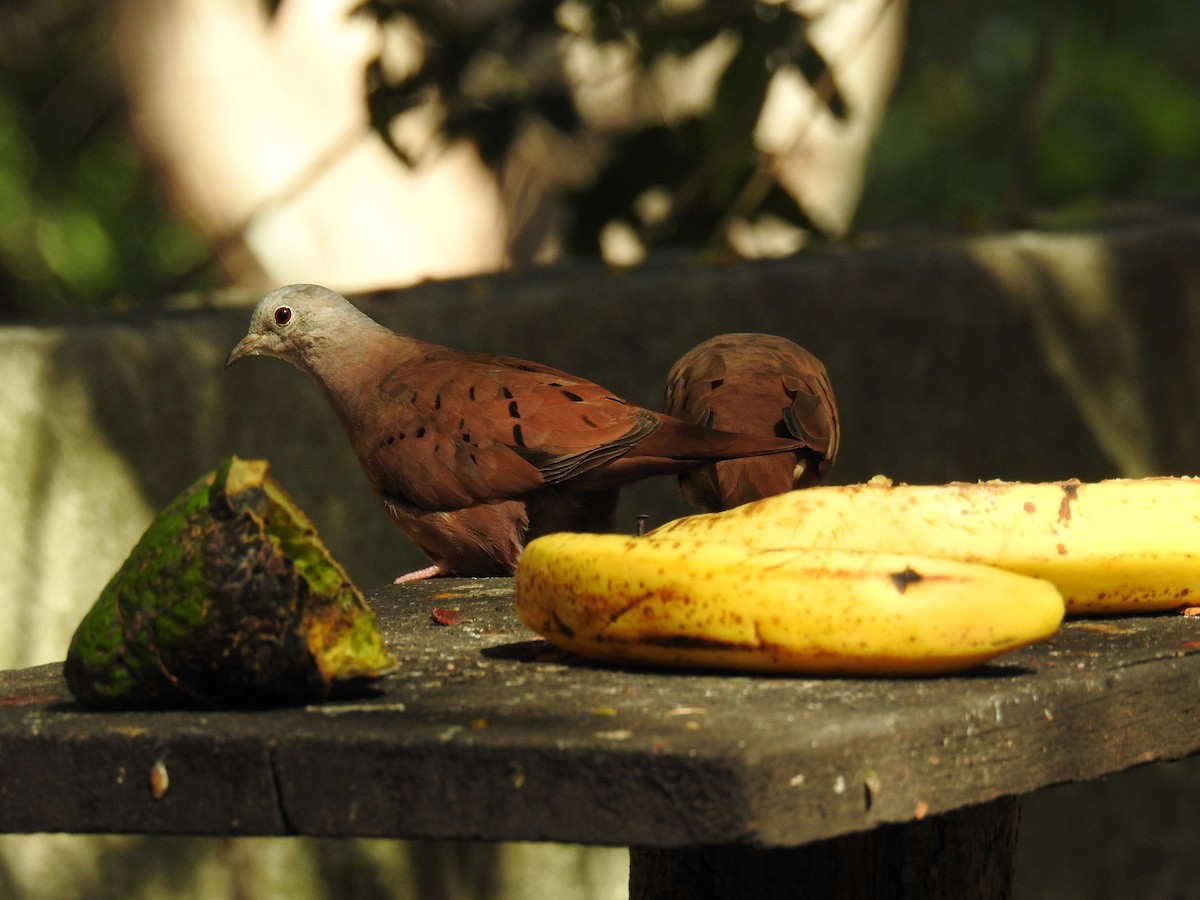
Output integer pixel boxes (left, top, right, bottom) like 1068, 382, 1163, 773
225, 334, 261, 368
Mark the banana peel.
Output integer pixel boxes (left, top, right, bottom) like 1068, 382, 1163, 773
65, 456, 395, 708
649, 476, 1200, 615
516, 475, 1200, 674
515, 533, 1065, 676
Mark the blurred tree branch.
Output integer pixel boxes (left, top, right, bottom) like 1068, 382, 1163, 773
338, 0, 896, 261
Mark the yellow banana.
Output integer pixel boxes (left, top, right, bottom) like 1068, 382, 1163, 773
649, 476, 1200, 615
514, 532, 1064, 676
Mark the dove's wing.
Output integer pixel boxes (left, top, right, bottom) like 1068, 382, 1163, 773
353, 350, 662, 511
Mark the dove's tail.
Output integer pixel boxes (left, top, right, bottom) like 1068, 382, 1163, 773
573, 417, 808, 487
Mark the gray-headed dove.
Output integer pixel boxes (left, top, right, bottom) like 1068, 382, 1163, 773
227, 285, 815, 581
664, 332, 840, 511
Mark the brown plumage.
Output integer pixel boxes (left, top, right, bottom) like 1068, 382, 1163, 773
664, 333, 840, 511
226, 285, 813, 580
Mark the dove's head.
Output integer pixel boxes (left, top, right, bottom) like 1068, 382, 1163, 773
226, 284, 382, 370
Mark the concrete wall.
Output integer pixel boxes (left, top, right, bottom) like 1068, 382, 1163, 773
1, 216, 1199, 898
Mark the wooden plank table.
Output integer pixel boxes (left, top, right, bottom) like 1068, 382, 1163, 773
1, 579, 1198, 898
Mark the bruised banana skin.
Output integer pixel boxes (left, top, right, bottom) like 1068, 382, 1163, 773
649, 476, 1200, 615
514, 533, 1065, 676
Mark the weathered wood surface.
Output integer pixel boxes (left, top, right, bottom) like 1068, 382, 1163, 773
0, 579, 1198, 845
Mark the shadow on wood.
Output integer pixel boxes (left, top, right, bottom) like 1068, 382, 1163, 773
630, 797, 1019, 900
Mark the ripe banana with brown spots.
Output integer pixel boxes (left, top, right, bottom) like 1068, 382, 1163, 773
648, 476, 1200, 615
514, 532, 1064, 676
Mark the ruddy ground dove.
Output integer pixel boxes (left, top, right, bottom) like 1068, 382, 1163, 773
227, 285, 813, 580
664, 332, 840, 511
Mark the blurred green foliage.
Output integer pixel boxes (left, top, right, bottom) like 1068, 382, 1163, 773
0, 3, 215, 319
858, 1, 1200, 227
1, 1, 1198, 318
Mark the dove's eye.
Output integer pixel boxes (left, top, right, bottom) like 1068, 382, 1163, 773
274, 306, 293, 326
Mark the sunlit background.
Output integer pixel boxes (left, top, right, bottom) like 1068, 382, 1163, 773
2, 0, 1195, 318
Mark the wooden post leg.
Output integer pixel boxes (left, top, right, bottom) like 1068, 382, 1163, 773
629, 796, 1020, 900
